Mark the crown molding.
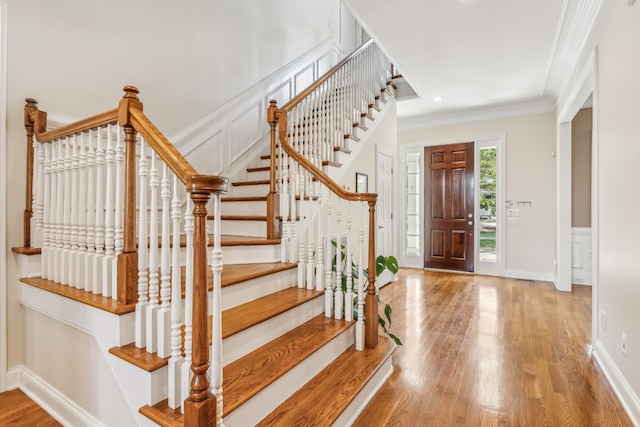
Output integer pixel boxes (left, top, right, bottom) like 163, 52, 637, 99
544, 0, 604, 98
397, 97, 556, 131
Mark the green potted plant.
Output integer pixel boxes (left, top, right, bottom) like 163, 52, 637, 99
331, 241, 402, 345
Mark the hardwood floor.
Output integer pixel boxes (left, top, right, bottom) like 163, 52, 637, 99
0, 388, 61, 426
354, 269, 634, 426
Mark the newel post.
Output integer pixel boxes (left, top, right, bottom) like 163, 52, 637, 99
266, 100, 279, 239
22, 98, 39, 248
184, 175, 218, 427
365, 200, 379, 349
117, 86, 143, 304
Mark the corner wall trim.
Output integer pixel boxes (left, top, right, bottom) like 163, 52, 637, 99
592, 340, 640, 426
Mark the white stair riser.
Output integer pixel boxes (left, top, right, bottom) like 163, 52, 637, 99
223, 325, 355, 427
221, 268, 297, 311
221, 200, 267, 216
221, 219, 266, 237
223, 243, 281, 264
221, 295, 325, 366
246, 170, 271, 181
230, 184, 270, 197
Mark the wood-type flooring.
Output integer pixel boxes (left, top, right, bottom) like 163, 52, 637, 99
354, 269, 633, 426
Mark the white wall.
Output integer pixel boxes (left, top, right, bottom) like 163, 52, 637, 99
398, 113, 557, 278
4, 0, 340, 371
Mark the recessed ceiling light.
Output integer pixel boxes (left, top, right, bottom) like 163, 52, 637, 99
433, 96, 443, 102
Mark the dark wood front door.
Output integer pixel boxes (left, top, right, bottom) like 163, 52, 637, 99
424, 142, 474, 272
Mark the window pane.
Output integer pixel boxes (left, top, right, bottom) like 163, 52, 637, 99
479, 147, 497, 263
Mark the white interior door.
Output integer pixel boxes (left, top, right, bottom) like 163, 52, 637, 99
377, 149, 393, 286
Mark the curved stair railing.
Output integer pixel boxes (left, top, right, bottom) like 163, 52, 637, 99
21, 86, 228, 425
267, 40, 393, 350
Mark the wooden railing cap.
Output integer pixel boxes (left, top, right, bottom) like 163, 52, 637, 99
188, 174, 229, 195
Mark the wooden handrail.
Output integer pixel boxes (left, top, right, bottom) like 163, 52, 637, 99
272, 103, 376, 204
281, 39, 374, 112
31, 108, 119, 143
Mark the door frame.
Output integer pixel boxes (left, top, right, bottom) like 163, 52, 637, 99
376, 145, 395, 285
1, 0, 8, 392
399, 135, 505, 276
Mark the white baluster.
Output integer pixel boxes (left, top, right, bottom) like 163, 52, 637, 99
306, 174, 314, 290
168, 176, 184, 409
297, 168, 305, 288
211, 193, 224, 426
324, 195, 333, 317
50, 140, 61, 281
146, 152, 160, 353
103, 124, 116, 297
157, 163, 172, 358
61, 136, 72, 285
280, 148, 289, 263
181, 198, 194, 412
76, 132, 88, 288
84, 130, 96, 292
315, 190, 324, 291
334, 198, 343, 320
41, 143, 52, 279
356, 202, 365, 351
33, 140, 44, 247
114, 126, 125, 297
345, 202, 354, 322
135, 139, 149, 349
54, 139, 66, 283
93, 127, 106, 295
67, 135, 79, 287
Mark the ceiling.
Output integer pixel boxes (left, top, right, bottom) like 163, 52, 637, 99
343, 0, 602, 128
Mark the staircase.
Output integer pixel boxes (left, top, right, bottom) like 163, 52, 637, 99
14, 40, 398, 426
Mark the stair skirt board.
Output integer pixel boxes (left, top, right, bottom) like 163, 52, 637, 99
333, 355, 394, 426
223, 243, 281, 264
220, 267, 297, 311
222, 295, 324, 365
224, 324, 355, 426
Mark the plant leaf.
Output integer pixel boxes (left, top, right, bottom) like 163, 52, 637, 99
376, 255, 386, 277
385, 256, 399, 274
384, 303, 392, 325
388, 333, 403, 346
378, 316, 386, 329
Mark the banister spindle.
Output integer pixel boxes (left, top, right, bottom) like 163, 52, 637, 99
356, 202, 365, 350
334, 198, 343, 320
104, 124, 117, 298
181, 197, 194, 413
33, 140, 44, 247
146, 151, 160, 354
76, 133, 88, 287
41, 144, 52, 279
211, 193, 224, 426
85, 130, 96, 291
157, 163, 172, 358
48, 141, 59, 281
61, 136, 72, 285
93, 128, 106, 295
315, 190, 324, 291
68, 135, 79, 287
54, 138, 66, 283
168, 175, 184, 409
135, 140, 149, 349
345, 202, 353, 322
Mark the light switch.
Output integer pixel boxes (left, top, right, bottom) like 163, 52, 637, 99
508, 208, 520, 217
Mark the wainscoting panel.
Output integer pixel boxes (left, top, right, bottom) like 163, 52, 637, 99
571, 227, 592, 285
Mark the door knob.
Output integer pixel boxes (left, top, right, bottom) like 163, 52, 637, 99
468, 221, 473, 225
468, 213, 473, 218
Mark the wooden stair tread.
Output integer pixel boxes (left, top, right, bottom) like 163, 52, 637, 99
218, 215, 267, 221
223, 287, 322, 338
247, 166, 270, 173
220, 235, 280, 246
223, 315, 354, 415
108, 343, 167, 372
257, 337, 395, 426
140, 315, 354, 425
19, 277, 136, 315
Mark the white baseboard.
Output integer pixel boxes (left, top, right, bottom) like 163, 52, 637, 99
504, 269, 555, 283
8, 365, 108, 427
592, 339, 640, 426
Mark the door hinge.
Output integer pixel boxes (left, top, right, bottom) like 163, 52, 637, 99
391, 213, 393, 219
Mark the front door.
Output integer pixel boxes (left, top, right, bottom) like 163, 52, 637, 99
424, 142, 474, 272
